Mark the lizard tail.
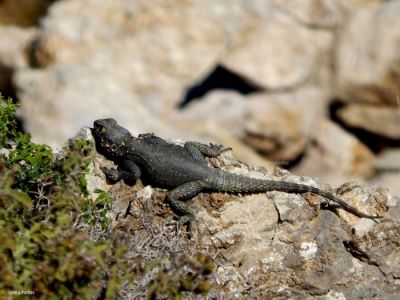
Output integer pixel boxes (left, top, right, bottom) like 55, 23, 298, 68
207, 170, 380, 221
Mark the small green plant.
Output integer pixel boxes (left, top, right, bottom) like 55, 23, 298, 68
81, 189, 113, 230
6, 133, 54, 194
0, 95, 131, 299
0, 95, 18, 147
145, 253, 215, 299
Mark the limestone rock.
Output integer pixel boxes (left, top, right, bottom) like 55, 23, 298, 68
85, 129, 398, 298
372, 149, 400, 198
242, 86, 327, 161
294, 119, 376, 184
14, 0, 229, 145
221, 10, 333, 89
13, 0, 337, 147
372, 173, 400, 199
271, 0, 382, 29
173, 119, 276, 171
180, 86, 329, 162
337, 104, 400, 139
336, 1, 400, 106
14, 64, 165, 147
177, 91, 248, 138
271, 0, 346, 28
0, 26, 36, 68
375, 149, 400, 172
0, 26, 36, 93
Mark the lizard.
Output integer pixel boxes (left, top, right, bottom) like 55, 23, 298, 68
92, 118, 381, 227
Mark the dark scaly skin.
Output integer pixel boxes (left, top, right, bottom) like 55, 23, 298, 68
92, 118, 381, 227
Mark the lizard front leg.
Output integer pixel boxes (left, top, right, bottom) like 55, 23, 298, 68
184, 141, 232, 161
166, 180, 206, 229
102, 159, 142, 185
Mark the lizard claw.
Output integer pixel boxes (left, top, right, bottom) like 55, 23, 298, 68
166, 217, 194, 237
209, 143, 232, 154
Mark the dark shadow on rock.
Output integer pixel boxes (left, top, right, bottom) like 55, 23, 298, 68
179, 65, 263, 108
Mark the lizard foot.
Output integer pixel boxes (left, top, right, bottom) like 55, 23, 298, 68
177, 214, 194, 232
208, 143, 232, 155
101, 167, 121, 181
166, 216, 195, 238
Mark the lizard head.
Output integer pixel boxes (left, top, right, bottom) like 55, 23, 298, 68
92, 118, 131, 158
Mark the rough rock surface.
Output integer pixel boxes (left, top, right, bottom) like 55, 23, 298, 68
85, 129, 399, 299
271, 0, 377, 29
1, 0, 400, 221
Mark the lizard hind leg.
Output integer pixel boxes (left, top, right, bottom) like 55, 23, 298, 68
166, 180, 206, 229
184, 141, 232, 161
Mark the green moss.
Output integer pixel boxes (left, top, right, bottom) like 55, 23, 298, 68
80, 189, 113, 230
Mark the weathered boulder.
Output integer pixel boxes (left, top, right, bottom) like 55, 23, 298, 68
337, 104, 400, 140
372, 149, 400, 198
0, 26, 36, 94
336, 1, 400, 106
85, 129, 398, 298
270, 0, 379, 29
14, 63, 179, 147
179, 86, 329, 162
294, 118, 375, 185
13, 0, 334, 151
220, 11, 333, 89
1, 0, 398, 205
